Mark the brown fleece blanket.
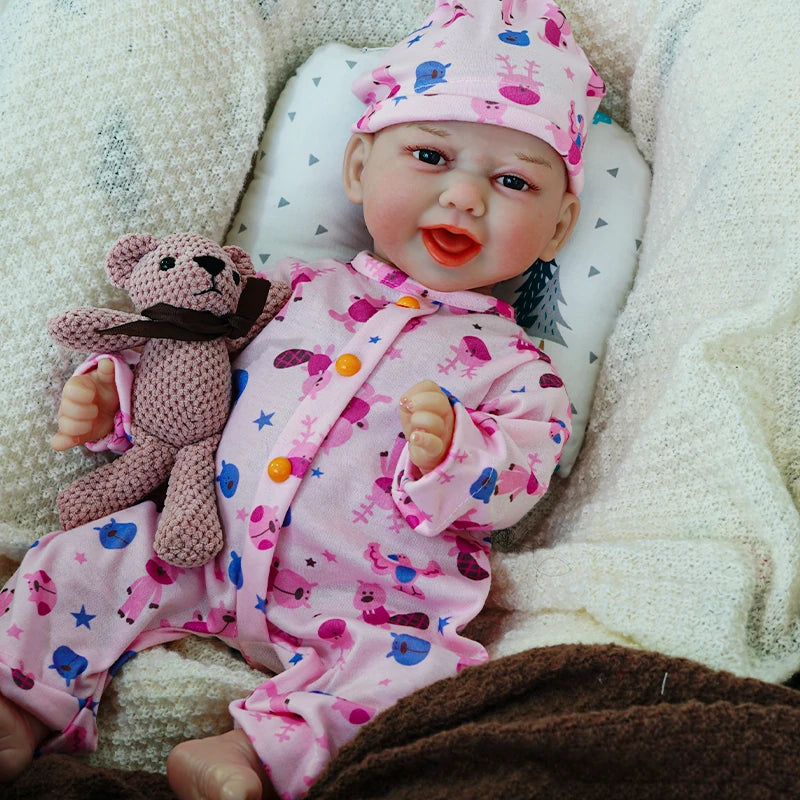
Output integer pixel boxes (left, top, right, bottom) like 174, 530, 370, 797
11, 644, 800, 799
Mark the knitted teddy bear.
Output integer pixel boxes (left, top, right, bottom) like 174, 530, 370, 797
48, 233, 291, 567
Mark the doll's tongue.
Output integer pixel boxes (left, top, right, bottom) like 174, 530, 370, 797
421, 226, 482, 267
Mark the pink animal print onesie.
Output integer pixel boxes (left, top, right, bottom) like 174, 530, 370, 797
0, 251, 570, 798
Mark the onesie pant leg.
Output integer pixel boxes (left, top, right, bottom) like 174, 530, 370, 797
0, 501, 227, 755
230, 615, 483, 799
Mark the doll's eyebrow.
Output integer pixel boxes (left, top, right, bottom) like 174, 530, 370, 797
516, 152, 553, 169
413, 123, 451, 137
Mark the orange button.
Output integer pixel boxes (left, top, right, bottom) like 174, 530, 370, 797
396, 295, 420, 309
335, 353, 361, 376
267, 457, 292, 482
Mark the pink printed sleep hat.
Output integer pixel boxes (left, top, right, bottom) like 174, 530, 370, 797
352, 0, 606, 194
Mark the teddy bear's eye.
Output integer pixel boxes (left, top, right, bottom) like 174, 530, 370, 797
159, 257, 176, 271
231, 270, 240, 285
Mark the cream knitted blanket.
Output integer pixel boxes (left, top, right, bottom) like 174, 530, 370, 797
0, 0, 798, 774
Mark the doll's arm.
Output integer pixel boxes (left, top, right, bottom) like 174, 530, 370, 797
398, 380, 455, 475
48, 308, 149, 353
392, 358, 572, 536
50, 357, 121, 451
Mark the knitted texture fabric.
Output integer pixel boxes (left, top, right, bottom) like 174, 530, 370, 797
1, 0, 798, 779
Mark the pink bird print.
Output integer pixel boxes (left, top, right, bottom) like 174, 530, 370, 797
438, 335, 492, 377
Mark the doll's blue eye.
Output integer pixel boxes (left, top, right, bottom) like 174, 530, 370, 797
500, 175, 530, 191
414, 148, 444, 165
159, 257, 176, 271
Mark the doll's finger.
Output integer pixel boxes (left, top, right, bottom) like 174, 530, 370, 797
408, 430, 445, 473
58, 397, 100, 422
400, 391, 452, 424
407, 410, 446, 438
61, 374, 99, 404
95, 357, 115, 379
56, 416, 93, 438
50, 432, 81, 451
92, 360, 120, 412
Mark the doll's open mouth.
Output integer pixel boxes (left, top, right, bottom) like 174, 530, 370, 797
421, 226, 482, 267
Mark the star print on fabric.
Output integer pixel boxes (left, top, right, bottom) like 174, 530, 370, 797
253, 411, 274, 430
72, 605, 96, 629
311, 467, 324, 478
438, 616, 451, 634
565, 66, 575, 80
306, 558, 317, 567
386, 346, 402, 360
322, 550, 337, 563
473, 323, 482, 330
369, 336, 381, 343
74, 552, 87, 564
78, 696, 99, 715
378, 678, 391, 686
436, 471, 455, 485
6, 625, 23, 639
407, 34, 423, 46
433, 40, 446, 48
236, 508, 248, 521
289, 653, 304, 665
255, 595, 267, 614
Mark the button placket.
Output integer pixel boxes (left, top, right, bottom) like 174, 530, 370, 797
236, 298, 438, 657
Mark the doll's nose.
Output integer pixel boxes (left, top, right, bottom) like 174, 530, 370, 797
194, 255, 225, 277
438, 176, 486, 216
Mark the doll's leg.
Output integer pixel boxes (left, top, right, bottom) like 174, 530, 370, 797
225, 619, 483, 799
167, 728, 277, 800
56, 429, 176, 530
0, 501, 216, 780
0, 694, 48, 781
155, 433, 223, 567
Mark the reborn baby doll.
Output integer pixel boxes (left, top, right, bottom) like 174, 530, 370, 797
0, 2, 604, 798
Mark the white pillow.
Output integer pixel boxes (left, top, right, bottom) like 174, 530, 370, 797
226, 43, 651, 475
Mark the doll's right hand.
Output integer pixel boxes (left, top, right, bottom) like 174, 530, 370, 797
50, 358, 120, 451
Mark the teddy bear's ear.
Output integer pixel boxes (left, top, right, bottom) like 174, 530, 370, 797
105, 233, 159, 288
223, 245, 256, 279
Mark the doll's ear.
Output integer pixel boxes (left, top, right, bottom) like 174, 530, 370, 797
342, 133, 373, 205
105, 233, 159, 288
223, 245, 255, 278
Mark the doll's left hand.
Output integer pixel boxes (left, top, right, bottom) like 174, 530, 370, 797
399, 380, 454, 476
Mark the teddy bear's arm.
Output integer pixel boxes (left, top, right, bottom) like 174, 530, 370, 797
226, 279, 292, 355
48, 308, 149, 353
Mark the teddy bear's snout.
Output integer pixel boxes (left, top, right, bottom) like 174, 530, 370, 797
194, 256, 225, 277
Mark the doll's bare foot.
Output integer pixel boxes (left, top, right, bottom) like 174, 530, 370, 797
167, 728, 276, 800
0, 693, 48, 782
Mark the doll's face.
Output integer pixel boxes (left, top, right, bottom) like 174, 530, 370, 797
343, 120, 579, 294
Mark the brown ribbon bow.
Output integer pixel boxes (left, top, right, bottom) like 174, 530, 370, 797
97, 277, 271, 342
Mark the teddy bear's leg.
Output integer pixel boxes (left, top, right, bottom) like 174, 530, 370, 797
57, 433, 177, 530
154, 433, 224, 568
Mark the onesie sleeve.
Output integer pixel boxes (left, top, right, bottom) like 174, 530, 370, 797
391, 353, 571, 537
72, 350, 139, 454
